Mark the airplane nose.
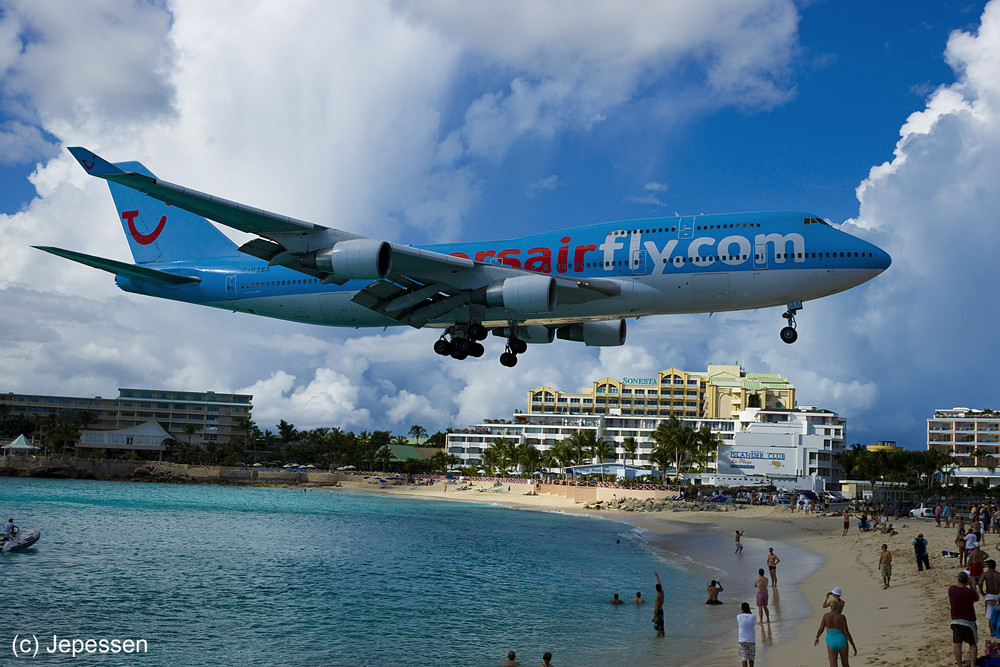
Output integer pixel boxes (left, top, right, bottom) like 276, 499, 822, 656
873, 245, 892, 271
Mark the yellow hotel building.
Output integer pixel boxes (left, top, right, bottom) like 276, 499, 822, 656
527, 364, 795, 419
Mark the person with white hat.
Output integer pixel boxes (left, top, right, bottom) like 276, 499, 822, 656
823, 586, 845, 612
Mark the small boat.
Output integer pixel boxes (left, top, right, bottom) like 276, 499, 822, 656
1, 527, 40, 552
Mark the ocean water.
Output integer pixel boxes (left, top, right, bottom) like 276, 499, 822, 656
0, 478, 802, 666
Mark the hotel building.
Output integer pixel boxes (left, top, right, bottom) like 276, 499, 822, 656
526, 364, 795, 420
927, 407, 1000, 485
0, 387, 252, 446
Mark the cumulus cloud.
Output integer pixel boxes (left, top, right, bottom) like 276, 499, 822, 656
13, 0, 984, 446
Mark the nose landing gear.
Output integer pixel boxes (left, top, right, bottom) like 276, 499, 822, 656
780, 300, 802, 344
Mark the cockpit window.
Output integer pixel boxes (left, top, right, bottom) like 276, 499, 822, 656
803, 217, 828, 225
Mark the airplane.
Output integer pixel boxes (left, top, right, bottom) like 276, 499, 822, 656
35, 147, 891, 367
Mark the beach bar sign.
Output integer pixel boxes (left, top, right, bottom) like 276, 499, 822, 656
718, 446, 789, 475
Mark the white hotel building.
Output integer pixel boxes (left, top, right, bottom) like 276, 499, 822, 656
447, 370, 846, 487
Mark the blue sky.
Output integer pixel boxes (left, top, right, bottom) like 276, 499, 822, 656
1, 0, 998, 450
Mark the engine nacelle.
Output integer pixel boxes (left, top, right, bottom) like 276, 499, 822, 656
491, 325, 554, 344
556, 320, 626, 347
485, 275, 556, 313
300, 239, 392, 280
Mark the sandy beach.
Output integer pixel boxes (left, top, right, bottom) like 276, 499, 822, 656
337, 478, 976, 666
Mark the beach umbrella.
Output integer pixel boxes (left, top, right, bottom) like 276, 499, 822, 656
282, 463, 295, 468
252, 463, 262, 467
305, 464, 316, 468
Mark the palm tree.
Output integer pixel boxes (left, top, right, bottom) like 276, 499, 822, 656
649, 444, 672, 484
515, 442, 542, 475
487, 437, 517, 474
549, 441, 575, 479
692, 425, 723, 473
594, 440, 616, 481
408, 425, 428, 443
564, 429, 600, 468
650, 417, 696, 482
621, 436, 638, 468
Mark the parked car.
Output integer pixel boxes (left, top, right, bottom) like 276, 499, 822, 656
909, 503, 936, 518
822, 490, 846, 503
774, 493, 792, 506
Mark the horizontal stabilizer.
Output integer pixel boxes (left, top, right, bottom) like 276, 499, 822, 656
33, 246, 200, 286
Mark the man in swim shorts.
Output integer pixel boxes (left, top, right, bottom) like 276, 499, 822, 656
737, 601, 756, 667
735, 530, 744, 554
968, 542, 990, 588
878, 544, 892, 589
950, 571, 980, 667
754, 568, 770, 624
767, 547, 780, 586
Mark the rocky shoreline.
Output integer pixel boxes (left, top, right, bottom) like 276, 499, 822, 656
582, 496, 741, 513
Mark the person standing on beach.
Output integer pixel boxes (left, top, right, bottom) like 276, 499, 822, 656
949, 571, 980, 667
814, 599, 857, 666
735, 530, 744, 554
913, 533, 930, 571
823, 586, 845, 612
981, 560, 1000, 622
968, 542, 990, 589
652, 571, 664, 637
944, 503, 952, 528
842, 509, 852, 536
754, 569, 770, 624
879, 544, 893, 589
767, 548, 780, 586
737, 601, 756, 667
957, 529, 969, 567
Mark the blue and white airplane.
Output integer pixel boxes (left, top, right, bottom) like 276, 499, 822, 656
36, 147, 891, 366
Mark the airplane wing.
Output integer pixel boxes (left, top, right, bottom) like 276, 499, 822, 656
34, 246, 200, 286
68, 147, 620, 326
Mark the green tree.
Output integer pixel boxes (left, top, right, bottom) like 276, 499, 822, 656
621, 436, 638, 467
408, 425, 428, 443
594, 440, 616, 481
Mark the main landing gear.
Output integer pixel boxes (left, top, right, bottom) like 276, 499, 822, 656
499, 336, 527, 368
432, 323, 527, 366
780, 300, 802, 344
433, 323, 487, 360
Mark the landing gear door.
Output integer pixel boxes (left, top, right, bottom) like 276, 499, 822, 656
753, 244, 768, 270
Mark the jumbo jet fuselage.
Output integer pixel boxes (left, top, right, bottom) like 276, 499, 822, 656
115, 211, 888, 329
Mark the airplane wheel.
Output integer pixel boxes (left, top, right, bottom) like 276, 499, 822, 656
451, 348, 468, 360
468, 323, 488, 341
434, 339, 451, 355
780, 327, 798, 344
453, 337, 471, 354
469, 342, 485, 358
500, 352, 518, 367
509, 338, 527, 354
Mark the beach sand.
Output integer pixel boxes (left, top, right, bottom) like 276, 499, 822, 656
336, 479, 973, 665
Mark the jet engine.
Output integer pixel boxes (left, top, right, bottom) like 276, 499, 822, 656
300, 239, 392, 280
485, 275, 556, 313
556, 320, 626, 346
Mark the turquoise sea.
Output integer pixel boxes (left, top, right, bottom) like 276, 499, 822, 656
0, 478, 813, 666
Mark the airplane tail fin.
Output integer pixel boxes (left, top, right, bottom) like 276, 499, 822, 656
104, 161, 240, 264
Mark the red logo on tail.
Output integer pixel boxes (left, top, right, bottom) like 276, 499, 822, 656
121, 210, 166, 245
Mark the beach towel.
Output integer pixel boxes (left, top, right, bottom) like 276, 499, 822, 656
991, 601, 1000, 639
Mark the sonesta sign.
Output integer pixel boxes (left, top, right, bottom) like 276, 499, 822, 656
622, 378, 657, 385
